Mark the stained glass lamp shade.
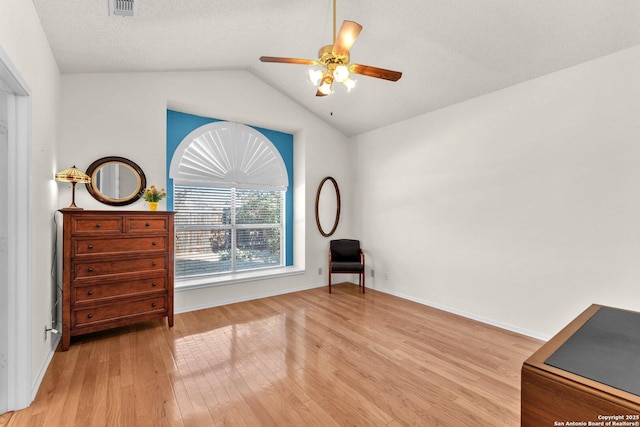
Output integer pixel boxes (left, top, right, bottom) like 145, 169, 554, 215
55, 165, 91, 209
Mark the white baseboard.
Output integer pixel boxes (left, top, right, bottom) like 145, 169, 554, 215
32, 333, 61, 401
175, 280, 550, 340
371, 285, 551, 342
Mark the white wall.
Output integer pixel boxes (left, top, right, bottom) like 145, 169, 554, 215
0, 0, 61, 402
352, 45, 640, 340
59, 71, 351, 311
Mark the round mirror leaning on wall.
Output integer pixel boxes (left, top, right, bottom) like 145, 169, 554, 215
85, 156, 146, 206
315, 176, 341, 237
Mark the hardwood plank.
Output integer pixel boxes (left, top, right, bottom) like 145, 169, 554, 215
4, 283, 542, 426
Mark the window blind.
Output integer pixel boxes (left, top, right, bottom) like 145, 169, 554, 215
174, 185, 283, 278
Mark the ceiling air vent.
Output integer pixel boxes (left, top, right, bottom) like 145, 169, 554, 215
109, 0, 137, 17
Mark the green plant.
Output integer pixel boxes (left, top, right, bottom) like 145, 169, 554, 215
143, 185, 166, 202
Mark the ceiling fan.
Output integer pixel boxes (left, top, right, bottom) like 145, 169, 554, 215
259, 0, 402, 97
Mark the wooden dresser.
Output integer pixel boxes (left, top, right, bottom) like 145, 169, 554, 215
60, 209, 175, 351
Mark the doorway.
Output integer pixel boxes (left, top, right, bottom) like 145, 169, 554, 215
0, 48, 32, 413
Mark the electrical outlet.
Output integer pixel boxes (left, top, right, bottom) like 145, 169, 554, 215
384, 272, 389, 280
44, 325, 59, 341
318, 267, 322, 275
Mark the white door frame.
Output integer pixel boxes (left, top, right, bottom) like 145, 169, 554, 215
0, 74, 8, 416
0, 47, 32, 412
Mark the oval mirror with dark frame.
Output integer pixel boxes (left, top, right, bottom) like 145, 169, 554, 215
85, 156, 146, 206
315, 176, 341, 237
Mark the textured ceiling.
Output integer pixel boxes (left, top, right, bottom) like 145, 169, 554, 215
32, 0, 640, 136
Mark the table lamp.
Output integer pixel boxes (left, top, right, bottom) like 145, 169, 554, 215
55, 165, 91, 210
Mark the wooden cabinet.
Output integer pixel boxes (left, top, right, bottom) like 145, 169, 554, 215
60, 210, 175, 351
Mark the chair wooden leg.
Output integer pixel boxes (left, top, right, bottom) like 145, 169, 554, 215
328, 271, 332, 293
362, 272, 365, 293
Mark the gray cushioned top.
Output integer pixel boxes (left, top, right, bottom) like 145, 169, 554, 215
545, 306, 640, 396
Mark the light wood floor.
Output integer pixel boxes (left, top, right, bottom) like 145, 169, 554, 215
2, 283, 542, 426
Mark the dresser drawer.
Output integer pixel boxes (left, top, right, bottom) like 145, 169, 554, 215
73, 277, 166, 304
71, 216, 123, 234
73, 256, 166, 280
126, 216, 169, 233
72, 295, 167, 328
74, 236, 167, 255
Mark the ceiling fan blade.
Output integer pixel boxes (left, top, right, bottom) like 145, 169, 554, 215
349, 64, 403, 81
259, 56, 319, 66
333, 20, 362, 55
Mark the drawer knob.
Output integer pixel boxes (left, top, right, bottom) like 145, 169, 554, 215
95, 223, 101, 228
151, 303, 157, 308
87, 267, 94, 272
87, 314, 93, 319
152, 262, 157, 266
151, 282, 157, 287
87, 290, 93, 296
152, 241, 157, 246
145, 222, 151, 227
88, 244, 93, 249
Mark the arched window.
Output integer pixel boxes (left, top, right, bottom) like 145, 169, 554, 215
170, 121, 289, 278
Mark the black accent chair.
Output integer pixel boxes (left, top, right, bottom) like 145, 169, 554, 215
328, 239, 365, 293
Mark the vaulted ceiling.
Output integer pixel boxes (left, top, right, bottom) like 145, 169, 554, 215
33, 0, 640, 136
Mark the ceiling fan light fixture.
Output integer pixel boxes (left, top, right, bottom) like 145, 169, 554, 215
343, 77, 356, 92
318, 74, 334, 95
309, 69, 324, 86
333, 65, 350, 83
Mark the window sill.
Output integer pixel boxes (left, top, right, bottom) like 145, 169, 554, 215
174, 266, 306, 292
